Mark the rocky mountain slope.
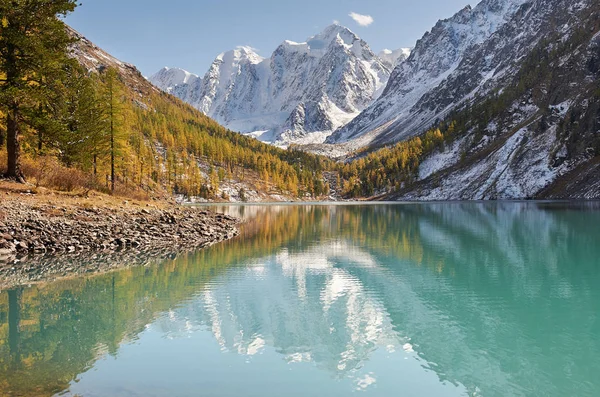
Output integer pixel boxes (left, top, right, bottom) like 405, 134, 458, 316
328, 0, 530, 148
149, 25, 391, 146
387, 0, 600, 200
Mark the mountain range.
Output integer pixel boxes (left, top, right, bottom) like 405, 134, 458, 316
150, 0, 528, 149
151, 0, 600, 199
149, 25, 402, 146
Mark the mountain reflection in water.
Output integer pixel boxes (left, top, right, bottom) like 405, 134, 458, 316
1, 202, 599, 397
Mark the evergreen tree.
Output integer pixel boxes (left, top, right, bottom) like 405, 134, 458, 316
60, 66, 108, 173
80, 74, 109, 176
0, 0, 77, 181
102, 68, 125, 192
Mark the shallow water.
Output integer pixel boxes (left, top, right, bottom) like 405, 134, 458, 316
1, 202, 599, 396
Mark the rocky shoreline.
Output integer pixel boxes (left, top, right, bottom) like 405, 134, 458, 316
0, 196, 240, 286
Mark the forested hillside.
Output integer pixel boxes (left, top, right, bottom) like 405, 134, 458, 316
0, 1, 331, 201
69, 27, 334, 200
4, 0, 598, 203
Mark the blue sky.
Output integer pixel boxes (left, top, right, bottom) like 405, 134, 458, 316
66, 0, 474, 77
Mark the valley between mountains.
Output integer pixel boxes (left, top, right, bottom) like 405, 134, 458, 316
148, 0, 600, 200
2, 0, 599, 201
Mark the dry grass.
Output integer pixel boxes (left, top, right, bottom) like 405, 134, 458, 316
0, 178, 170, 212
113, 184, 151, 201
0, 157, 172, 212
21, 156, 93, 192
0, 150, 6, 175
0, 152, 167, 204
1, 152, 92, 192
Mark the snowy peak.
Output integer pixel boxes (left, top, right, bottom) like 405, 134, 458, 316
216, 46, 264, 65
271, 24, 387, 79
151, 24, 392, 146
195, 46, 268, 120
148, 67, 200, 94
308, 24, 359, 50
406, 0, 528, 80
328, 0, 530, 146
276, 25, 365, 58
432, 0, 525, 42
378, 48, 412, 69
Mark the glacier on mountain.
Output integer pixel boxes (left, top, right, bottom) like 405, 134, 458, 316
149, 25, 391, 146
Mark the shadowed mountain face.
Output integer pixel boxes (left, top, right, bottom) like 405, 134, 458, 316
1, 203, 599, 396
387, 0, 600, 200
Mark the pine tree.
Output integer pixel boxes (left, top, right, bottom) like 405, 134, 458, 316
0, 0, 77, 181
45, 65, 106, 170
81, 75, 110, 176
102, 68, 125, 192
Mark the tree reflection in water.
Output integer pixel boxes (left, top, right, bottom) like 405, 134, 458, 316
0, 202, 599, 396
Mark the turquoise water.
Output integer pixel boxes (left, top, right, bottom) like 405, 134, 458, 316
1, 203, 599, 396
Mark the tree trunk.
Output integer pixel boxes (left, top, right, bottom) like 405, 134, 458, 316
110, 119, 115, 192
6, 106, 25, 182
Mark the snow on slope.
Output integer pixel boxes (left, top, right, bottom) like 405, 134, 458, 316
149, 67, 200, 92
394, 0, 600, 200
378, 48, 411, 69
149, 25, 391, 147
328, 0, 529, 149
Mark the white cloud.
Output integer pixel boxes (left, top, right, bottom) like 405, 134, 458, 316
349, 12, 374, 27
333, 19, 340, 25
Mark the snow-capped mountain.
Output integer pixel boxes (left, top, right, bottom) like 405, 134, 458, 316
328, 0, 530, 147
148, 66, 205, 106
149, 24, 391, 146
378, 48, 411, 69
388, 0, 600, 200
149, 67, 200, 93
